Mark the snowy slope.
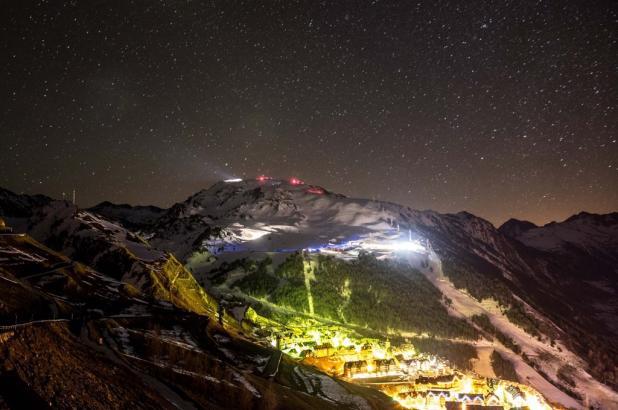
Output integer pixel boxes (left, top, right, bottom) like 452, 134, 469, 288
150, 179, 399, 260
501, 212, 618, 261
1, 198, 216, 316
151, 180, 533, 276
88, 201, 165, 230
420, 251, 618, 410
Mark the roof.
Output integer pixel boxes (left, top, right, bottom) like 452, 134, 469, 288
416, 373, 458, 384
506, 385, 524, 398
427, 390, 450, 397
486, 393, 501, 404
399, 391, 427, 399
458, 393, 484, 402
344, 360, 367, 369
374, 358, 396, 365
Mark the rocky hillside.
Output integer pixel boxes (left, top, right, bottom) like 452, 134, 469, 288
0, 222, 393, 410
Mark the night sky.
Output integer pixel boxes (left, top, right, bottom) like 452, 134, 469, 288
1, 1, 616, 225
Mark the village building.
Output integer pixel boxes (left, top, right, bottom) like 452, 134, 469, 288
486, 393, 502, 406
445, 401, 463, 410
373, 358, 396, 374
399, 391, 428, 408
506, 385, 527, 408
415, 373, 461, 389
0, 218, 12, 233
458, 393, 485, 405
343, 360, 368, 377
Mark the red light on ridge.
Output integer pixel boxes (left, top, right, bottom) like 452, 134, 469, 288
307, 187, 324, 195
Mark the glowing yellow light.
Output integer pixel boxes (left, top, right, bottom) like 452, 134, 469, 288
372, 346, 386, 359
367, 363, 374, 372
331, 335, 341, 348
462, 376, 473, 392
526, 395, 544, 410
525, 393, 550, 410
495, 385, 504, 399
308, 330, 321, 345
361, 240, 426, 253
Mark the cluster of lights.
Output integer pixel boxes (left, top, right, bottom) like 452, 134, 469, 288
262, 320, 551, 410
330, 334, 353, 348
393, 376, 552, 410
254, 175, 305, 185
226, 175, 327, 198
306, 238, 427, 258
306, 186, 325, 195
360, 239, 426, 253
248, 270, 551, 410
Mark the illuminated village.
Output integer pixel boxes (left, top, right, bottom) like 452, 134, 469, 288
236, 311, 553, 410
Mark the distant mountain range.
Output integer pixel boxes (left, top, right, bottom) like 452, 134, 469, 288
1, 181, 617, 409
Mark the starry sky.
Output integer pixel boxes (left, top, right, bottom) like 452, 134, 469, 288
1, 1, 616, 226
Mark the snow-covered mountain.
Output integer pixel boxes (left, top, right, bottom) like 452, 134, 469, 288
137, 180, 549, 290
153, 179, 387, 251
0, 189, 217, 316
88, 201, 165, 230
500, 212, 618, 266
498, 212, 618, 341
87, 179, 618, 335
2, 181, 618, 408
139, 179, 618, 406
134, 179, 539, 269
499, 218, 538, 239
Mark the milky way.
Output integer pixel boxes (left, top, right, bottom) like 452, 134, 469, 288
1, 1, 616, 225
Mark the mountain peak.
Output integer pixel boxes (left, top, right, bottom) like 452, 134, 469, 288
498, 218, 538, 238
184, 178, 333, 212
563, 211, 618, 225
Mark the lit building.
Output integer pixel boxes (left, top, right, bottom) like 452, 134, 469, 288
505, 385, 526, 408
344, 360, 368, 377
0, 218, 12, 233
458, 393, 485, 405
